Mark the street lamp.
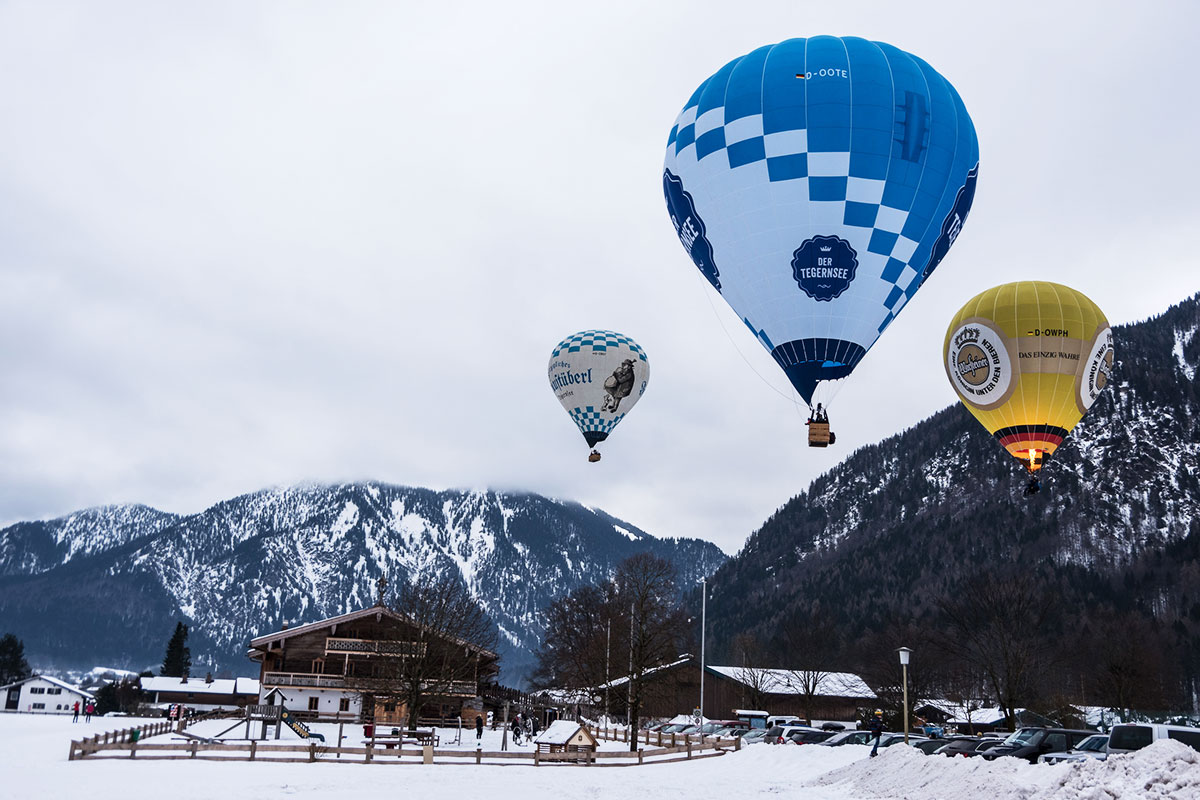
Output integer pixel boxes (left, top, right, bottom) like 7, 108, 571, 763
897, 647, 912, 744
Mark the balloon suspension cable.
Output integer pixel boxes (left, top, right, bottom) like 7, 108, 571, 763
696, 279, 795, 402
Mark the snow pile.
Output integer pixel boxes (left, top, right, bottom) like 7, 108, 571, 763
808, 743, 1057, 799
1041, 740, 1200, 799
807, 740, 1200, 799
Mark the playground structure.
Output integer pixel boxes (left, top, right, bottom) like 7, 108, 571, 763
179, 704, 325, 743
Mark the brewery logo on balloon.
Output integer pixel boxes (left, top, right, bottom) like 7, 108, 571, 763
923, 164, 979, 283
663, 169, 720, 291
945, 319, 1012, 410
601, 359, 638, 412
1078, 326, 1115, 412
791, 236, 858, 301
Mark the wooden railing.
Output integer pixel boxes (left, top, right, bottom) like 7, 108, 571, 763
325, 637, 427, 657
262, 672, 347, 689
68, 731, 734, 766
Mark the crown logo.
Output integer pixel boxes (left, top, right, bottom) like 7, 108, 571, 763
819, 246, 832, 252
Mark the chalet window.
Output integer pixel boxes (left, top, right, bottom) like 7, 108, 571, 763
383, 702, 395, 713
339, 698, 350, 712
312, 659, 324, 674
308, 697, 319, 711
30, 687, 45, 694
32, 703, 44, 709
48, 688, 62, 695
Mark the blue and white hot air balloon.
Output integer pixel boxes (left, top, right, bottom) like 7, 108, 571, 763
548, 330, 649, 462
664, 36, 979, 422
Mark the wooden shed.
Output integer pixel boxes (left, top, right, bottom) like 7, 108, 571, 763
533, 720, 598, 756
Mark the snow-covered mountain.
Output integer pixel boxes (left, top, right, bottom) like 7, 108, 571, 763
702, 292, 1200, 704
0, 484, 726, 684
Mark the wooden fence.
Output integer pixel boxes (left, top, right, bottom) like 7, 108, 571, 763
67, 709, 227, 761
68, 729, 735, 767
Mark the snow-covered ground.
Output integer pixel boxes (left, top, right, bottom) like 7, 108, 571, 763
2, 714, 1198, 800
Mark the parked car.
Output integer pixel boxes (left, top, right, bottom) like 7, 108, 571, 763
765, 724, 820, 744
766, 715, 802, 728
913, 739, 951, 755
786, 729, 836, 745
932, 736, 984, 757
974, 739, 1006, 756
1106, 723, 1200, 755
877, 733, 929, 748
740, 729, 771, 745
1038, 733, 1109, 764
658, 722, 693, 734
982, 727, 1097, 764
709, 720, 750, 737
820, 730, 876, 747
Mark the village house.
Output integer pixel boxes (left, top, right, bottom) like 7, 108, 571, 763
247, 604, 499, 725
1, 675, 95, 715
600, 656, 877, 726
139, 675, 261, 714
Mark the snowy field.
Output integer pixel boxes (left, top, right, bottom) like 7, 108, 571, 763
2, 714, 1198, 800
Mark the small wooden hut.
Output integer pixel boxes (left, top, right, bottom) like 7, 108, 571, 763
533, 720, 598, 757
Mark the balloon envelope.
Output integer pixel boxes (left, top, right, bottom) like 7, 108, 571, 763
943, 281, 1114, 472
548, 330, 649, 451
664, 36, 979, 405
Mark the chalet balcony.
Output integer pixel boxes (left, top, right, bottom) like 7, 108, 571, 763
262, 671, 476, 697
262, 672, 347, 689
325, 637, 427, 657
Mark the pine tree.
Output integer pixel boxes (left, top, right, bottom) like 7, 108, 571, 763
0, 633, 32, 685
160, 622, 191, 677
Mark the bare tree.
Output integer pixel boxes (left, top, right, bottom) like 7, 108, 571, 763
731, 633, 773, 712
614, 553, 689, 751
777, 609, 841, 725
532, 584, 618, 692
935, 575, 1057, 730
364, 577, 499, 730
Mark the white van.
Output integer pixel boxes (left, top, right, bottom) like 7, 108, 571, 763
1106, 723, 1200, 754
766, 715, 801, 728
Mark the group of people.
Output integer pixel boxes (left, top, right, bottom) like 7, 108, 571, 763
509, 712, 540, 745
473, 711, 541, 745
70, 700, 95, 722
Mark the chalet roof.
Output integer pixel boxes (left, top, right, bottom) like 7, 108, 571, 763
247, 604, 498, 660
140, 676, 260, 696
598, 654, 693, 690
0, 674, 95, 700
705, 665, 877, 699
534, 720, 598, 747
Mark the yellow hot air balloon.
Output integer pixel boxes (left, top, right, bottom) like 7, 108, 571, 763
943, 282, 1114, 486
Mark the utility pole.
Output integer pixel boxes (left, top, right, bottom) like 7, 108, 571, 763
605, 619, 611, 721
699, 578, 707, 727
626, 602, 634, 728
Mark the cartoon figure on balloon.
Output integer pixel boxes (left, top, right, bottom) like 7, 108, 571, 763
601, 359, 637, 412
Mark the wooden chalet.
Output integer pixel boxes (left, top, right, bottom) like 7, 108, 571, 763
139, 675, 260, 713
247, 604, 499, 725
600, 657, 876, 726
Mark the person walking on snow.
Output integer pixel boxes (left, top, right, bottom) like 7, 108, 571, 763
72, 701, 80, 723
475, 714, 484, 743
84, 701, 94, 722
868, 710, 885, 757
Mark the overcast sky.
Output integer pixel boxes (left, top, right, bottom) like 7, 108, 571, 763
1, 1, 1197, 555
